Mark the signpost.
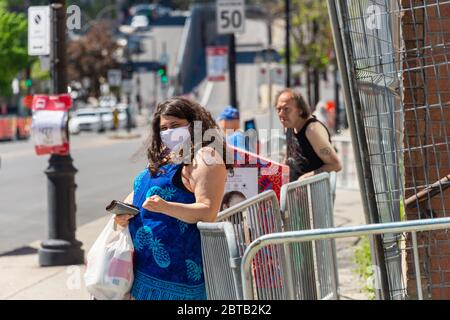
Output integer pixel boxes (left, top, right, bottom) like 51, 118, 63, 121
30, 94, 72, 156
28, 6, 51, 56
216, 0, 245, 34
206, 46, 228, 82
216, 0, 245, 110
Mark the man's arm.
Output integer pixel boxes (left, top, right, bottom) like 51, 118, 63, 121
300, 122, 342, 180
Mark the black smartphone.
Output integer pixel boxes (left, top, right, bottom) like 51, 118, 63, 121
106, 200, 140, 216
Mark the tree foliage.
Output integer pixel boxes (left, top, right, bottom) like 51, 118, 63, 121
67, 22, 119, 98
290, 0, 333, 70
0, 6, 29, 98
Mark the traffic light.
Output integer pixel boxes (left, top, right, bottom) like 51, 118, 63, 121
25, 79, 32, 87
158, 64, 168, 85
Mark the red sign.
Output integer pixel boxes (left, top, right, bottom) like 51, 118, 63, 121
228, 147, 290, 201
31, 94, 72, 156
32, 94, 72, 111
206, 46, 228, 82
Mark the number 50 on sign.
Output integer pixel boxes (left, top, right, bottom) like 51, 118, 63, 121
217, 0, 245, 34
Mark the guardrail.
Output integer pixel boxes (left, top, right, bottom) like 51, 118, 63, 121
241, 217, 450, 300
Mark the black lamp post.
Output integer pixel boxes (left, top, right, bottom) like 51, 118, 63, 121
38, 0, 84, 267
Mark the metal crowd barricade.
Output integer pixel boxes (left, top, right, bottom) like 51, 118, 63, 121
215, 190, 291, 300
198, 190, 292, 299
241, 217, 450, 300
280, 172, 339, 300
197, 221, 242, 300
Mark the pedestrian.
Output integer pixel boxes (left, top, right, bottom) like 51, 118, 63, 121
275, 88, 342, 182
217, 105, 256, 152
112, 107, 119, 130
125, 106, 132, 133
114, 97, 232, 300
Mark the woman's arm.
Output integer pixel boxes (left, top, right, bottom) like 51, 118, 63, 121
143, 147, 227, 223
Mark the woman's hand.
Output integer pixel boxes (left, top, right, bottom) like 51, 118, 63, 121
142, 195, 169, 213
114, 214, 134, 228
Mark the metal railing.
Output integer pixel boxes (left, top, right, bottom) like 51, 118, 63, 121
199, 173, 339, 300
197, 221, 242, 300
280, 172, 339, 300
241, 217, 450, 300
215, 190, 290, 300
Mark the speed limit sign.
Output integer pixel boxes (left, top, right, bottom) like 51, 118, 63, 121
216, 0, 245, 34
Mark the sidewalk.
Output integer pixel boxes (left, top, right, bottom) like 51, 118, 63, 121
0, 189, 369, 300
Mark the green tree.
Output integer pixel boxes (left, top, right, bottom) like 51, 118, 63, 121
67, 22, 119, 98
248, 0, 334, 108
0, 6, 29, 99
289, 0, 334, 108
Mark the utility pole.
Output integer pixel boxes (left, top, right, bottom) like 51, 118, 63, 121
334, 63, 341, 133
228, 34, 238, 109
285, 0, 291, 88
38, 0, 84, 267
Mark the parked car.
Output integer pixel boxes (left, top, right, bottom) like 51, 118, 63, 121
71, 108, 103, 132
98, 108, 114, 131
131, 15, 149, 30
129, 4, 171, 22
68, 114, 81, 135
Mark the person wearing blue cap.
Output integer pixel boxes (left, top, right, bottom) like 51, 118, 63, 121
217, 106, 249, 151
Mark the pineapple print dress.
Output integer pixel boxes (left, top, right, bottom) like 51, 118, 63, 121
128, 163, 206, 300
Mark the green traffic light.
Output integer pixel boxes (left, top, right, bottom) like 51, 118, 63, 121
25, 79, 32, 87
161, 75, 168, 83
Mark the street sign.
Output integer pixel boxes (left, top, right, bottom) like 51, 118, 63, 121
107, 69, 122, 87
216, 0, 245, 34
30, 94, 72, 156
28, 6, 51, 56
206, 46, 228, 81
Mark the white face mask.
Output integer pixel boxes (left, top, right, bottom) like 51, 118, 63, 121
160, 125, 191, 152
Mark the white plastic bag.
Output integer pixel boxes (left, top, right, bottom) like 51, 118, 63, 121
84, 218, 134, 300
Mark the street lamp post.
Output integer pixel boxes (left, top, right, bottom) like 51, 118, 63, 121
285, 0, 291, 88
38, 0, 84, 267
228, 34, 238, 110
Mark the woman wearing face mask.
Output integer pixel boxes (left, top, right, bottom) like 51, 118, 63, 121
114, 97, 231, 300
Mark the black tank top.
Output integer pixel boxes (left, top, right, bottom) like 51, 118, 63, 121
286, 116, 331, 182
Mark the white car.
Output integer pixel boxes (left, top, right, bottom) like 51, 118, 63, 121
131, 15, 149, 29
68, 115, 81, 135
98, 108, 114, 131
72, 109, 103, 132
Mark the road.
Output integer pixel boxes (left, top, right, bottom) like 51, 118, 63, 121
0, 128, 148, 255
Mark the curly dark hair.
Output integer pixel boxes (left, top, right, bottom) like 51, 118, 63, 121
147, 96, 234, 176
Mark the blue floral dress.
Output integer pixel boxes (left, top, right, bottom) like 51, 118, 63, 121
128, 163, 206, 300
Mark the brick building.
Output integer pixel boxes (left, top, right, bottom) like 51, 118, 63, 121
402, 0, 450, 299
